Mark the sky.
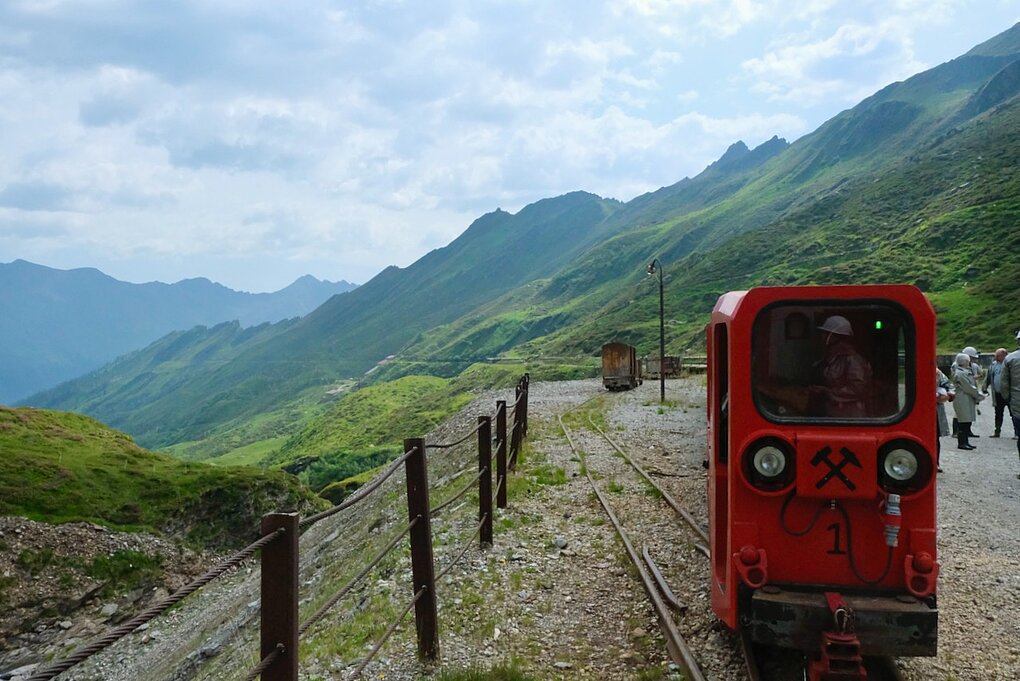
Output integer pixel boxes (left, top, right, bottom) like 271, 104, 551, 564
1, 1, 1018, 292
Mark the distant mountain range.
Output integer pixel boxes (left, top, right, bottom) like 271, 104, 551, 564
25, 23, 1020, 461
0, 260, 356, 403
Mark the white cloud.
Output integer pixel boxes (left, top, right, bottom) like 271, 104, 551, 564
613, 0, 779, 38
0, 0, 1016, 290
741, 18, 929, 104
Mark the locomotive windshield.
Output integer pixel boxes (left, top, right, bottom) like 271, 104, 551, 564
751, 302, 912, 422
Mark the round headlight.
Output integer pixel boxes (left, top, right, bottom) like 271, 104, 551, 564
883, 448, 918, 481
878, 439, 932, 495
753, 446, 787, 478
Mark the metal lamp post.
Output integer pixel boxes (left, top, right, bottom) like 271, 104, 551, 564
647, 259, 665, 403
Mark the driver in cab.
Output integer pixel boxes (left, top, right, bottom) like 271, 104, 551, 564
809, 315, 873, 418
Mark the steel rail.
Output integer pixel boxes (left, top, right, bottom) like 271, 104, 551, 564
577, 393, 906, 681
739, 629, 764, 681
349, 587, 427, 679
587, 413, 709, 545
26, 527, 287, 681
242, 642, 284, 681
868, 656, 906, 681
641, 546, 687, 613
300, 446, 417, 529
431, 469, 485, 516
444, 465, 472, 484
436, 515, 487, 581
298, 518, 420, 637
425, 421, 483, 450
558, 414, 707, 681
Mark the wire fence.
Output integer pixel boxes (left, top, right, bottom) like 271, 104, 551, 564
28, 374, 530, 681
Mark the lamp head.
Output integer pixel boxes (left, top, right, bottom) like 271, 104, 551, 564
647, 262, 656, 274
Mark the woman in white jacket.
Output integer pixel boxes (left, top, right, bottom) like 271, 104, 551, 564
952, 353, 984, 450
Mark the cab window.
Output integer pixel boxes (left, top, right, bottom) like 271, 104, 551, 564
751, 302, 912, 422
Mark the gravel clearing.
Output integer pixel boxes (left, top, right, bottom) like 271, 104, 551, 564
3, 377, 1018, 680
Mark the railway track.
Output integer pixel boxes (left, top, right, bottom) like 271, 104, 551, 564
558, 403, 709, 681
558, 392, 909, 681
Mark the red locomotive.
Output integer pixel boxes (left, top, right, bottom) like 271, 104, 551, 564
706, 285, 938, 679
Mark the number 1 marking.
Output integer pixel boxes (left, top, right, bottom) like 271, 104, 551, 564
826, 522, 847, 555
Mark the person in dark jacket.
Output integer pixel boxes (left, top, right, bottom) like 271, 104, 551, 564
936, 368, 954, 472
1000, 330, 1020, 470
952, 353, 984, 450
983, 347, 1009, 437
811, 315, 872, 418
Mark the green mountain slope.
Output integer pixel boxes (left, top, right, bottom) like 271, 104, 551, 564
522, 92, 1020, 359
261, 375, 475, 493
30, 319, 301, 445
0, 406, 324, 547
396, 25, 1020, 365
0, 260, 355, 403
27, 22, 1020, 460
28, 192, 621, 446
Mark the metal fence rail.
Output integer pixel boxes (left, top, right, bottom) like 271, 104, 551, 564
349, 587, 427, 679
299, 445, 419, 529
298, 518, 420, 637
29, 374, 530, 681
432, 469, 485, 516
26, 527, 288, 681
425, 420, 483, 450
436, 515, 488, 581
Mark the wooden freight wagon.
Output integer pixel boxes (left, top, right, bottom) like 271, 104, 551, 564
643, 354, 682, 379
602, 342, 641, 391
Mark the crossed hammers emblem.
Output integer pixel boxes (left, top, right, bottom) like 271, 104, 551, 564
811, 446, 862, 490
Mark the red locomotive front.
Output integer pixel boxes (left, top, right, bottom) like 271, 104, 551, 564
706, 285, 938, 673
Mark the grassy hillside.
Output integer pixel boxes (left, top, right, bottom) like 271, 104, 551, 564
28, 192, 621, 448
24, 22, 1020, 465
262, 375, 475, 492
0, 406, 325, 547
28, 319, 301, 447
393, 36, 1020, 363
276, 376, 471, 459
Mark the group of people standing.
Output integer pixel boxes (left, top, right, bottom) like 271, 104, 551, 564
936, 331, 1020, 476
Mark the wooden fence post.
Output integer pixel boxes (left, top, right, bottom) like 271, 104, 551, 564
403, 438, 439, 661
261, 512, 299, 681
495, 400, 507, 509
477, 416, 493, 547
510, 383, 522, 471
522, 373, 530, 437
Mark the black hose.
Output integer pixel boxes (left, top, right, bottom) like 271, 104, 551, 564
780, 492, 894, 585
